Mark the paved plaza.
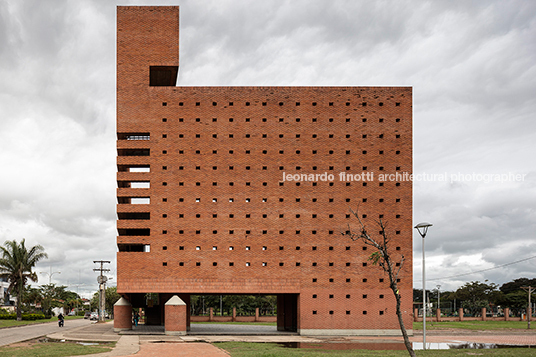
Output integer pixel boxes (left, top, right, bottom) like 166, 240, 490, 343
2, 321, 536, 356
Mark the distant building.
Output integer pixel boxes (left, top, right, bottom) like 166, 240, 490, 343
0, 277, 14, 306
115, 6, 413, 335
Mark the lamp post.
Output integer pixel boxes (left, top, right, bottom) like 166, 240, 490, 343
415, 222, 432, 350
40, 267, 61, 285
437, 285, 441, 315
521, 286, 534, 329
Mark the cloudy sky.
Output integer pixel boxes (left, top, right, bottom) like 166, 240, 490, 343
0, 0, 534, 298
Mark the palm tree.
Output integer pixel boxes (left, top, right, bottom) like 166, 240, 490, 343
0, 239, 48, 321
23, 285, 43, 310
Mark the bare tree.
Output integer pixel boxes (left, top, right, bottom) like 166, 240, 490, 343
341, 208, 415, 357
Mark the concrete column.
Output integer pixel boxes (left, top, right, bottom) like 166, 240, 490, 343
458, 308, 464, 321
436, 308, 441, 322
182, 294, 191, 331
504, 307, 510, 321
113, 297, 132, 332
209, 307, 214, 321
232, 307, 236, 322
255, 307, 259, 322
164, 295, 187, 336
277, 295, 284, 331
481, 307, 487, 321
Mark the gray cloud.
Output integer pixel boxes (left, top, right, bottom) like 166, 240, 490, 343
1, 0, 535, 296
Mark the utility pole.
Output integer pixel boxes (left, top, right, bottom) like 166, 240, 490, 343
521, 286, 534, 329
436, 285, 441, 314
93, 261, 110, 323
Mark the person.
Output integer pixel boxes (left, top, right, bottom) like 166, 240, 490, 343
133, 311, 139, 327
58, 313, 64, 327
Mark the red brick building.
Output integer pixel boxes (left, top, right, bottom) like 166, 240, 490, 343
115, 6, 413, 335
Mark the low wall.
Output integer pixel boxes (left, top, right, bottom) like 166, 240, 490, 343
413, 307, 531, 322
414, 316, 517, 322
191, 315, 276, 322
191, 307, 276, 323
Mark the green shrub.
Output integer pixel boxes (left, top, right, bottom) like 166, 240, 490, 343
0, 313, 16, 320
0, 313, 47, 320
23, 313, 46, 320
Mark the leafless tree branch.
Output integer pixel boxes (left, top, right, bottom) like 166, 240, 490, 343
341, 207, 416, 357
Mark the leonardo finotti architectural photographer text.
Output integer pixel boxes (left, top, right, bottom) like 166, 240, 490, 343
282, 171, 526, 184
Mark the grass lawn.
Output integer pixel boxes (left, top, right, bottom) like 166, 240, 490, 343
0, 315, 84, 329
0, 339, 114, 357
216, 342, 536, 356
413, 320, 536, 330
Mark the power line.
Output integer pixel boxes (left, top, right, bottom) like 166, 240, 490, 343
415, 255, 536, 282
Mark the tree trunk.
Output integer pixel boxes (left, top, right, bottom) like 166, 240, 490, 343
17, 279, 23, 321
394, 289, 416, 357
343, 211, 416, 356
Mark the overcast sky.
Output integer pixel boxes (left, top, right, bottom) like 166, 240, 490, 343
0, 0, 535, 298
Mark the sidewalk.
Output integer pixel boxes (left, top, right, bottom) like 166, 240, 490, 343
47, 323, 233, 357
47, 323, 536, 357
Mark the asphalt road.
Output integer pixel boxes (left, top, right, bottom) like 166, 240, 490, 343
0, 318, 93, 347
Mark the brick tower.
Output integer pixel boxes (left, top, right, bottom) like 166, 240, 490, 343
115, 6, 413, 335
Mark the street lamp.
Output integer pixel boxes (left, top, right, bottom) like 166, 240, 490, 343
40, 267, 61, 285
436, 284, 441, 314
415, 222, 432, 350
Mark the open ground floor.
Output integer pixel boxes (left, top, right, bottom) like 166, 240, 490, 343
113, 291, 413, 336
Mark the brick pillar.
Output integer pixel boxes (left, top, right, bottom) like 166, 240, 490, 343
113, 297, 132, 332
458, 308, 464, 321
504, 307, 510, 321
436, 308, 441, 322
255, 307, 259, 322
414, 308, 419, 322
232, 307, 236, 322
164, 295, 187, 336
209, 307, 214, 321
481, 307, 487, 321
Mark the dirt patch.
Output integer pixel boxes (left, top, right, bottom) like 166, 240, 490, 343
4, 337, 44, 348
5, 337, 113, 348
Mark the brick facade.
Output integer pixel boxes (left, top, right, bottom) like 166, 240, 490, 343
116, 6, 413, 335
